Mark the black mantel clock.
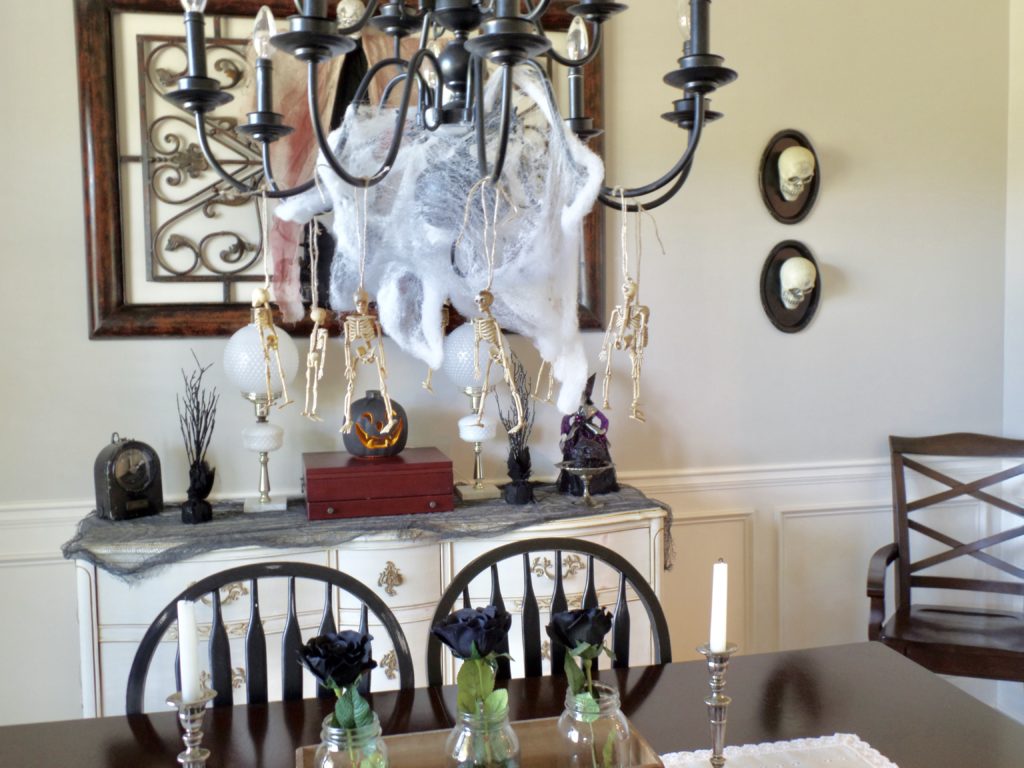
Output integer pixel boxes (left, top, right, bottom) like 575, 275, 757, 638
94, 433, 163, 521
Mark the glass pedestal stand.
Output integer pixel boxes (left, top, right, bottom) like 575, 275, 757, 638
555, 461, 614, 508
456, 386, 501, 501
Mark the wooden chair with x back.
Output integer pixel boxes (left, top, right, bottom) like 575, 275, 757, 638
126, 561, 414, 714
867, 433, 1024, 681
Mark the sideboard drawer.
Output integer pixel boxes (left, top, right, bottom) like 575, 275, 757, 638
337, 541, 441, 612
96, 549, 332, 628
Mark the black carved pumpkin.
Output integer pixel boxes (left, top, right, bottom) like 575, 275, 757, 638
342, 390, 408, 458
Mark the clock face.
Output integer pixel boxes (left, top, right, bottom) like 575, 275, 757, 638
114, 447, 151, 493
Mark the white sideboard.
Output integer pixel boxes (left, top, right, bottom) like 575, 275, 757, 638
74, 505, 667, 716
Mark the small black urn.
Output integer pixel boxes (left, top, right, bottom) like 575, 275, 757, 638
503, 447, 535, 505
181, 460, 215, 524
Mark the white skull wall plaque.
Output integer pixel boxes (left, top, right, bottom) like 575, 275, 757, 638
779, 256, 817, 309
759, 129, 820, 224
778, 146, 816, 202
760, 241, 821, 333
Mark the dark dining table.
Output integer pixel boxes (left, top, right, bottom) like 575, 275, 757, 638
3, 642, 1022, 768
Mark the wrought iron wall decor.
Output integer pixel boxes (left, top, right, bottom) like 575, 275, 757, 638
140, 32, 263, 296
758, 129, 820, 225
75, 0, 607, 337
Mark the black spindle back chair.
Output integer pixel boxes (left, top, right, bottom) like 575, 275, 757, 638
426, 537, 671, 687
126, 561, 413, 714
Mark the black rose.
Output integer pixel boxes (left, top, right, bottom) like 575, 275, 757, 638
431, 605, 512, 659
299, 630, 377, 688
546, 607, 613, 650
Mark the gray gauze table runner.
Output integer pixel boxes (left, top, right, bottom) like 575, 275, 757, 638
62, 485, 673, 582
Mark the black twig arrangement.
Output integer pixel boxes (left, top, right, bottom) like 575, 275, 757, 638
177, 353, 218, 467
177, 352, 219, 524
496, 352, 535, 504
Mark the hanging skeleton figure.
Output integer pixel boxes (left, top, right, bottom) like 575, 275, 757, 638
254, 192, 294, 408
472, 288, 524, 434
421, 302, 451, 393
302, 220, 329, 420
456, 178, 524, 434
600, 193, 662, 423
252, 286, 294, 408
339, 186, 398, 435
533, 359, 556, 406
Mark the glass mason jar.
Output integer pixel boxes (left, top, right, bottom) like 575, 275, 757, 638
445, 705, 521, 768
556, 683, 631, 768
313, 712, 389, 768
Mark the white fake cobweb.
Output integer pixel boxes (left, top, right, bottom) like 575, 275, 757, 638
276, 62, 603, 413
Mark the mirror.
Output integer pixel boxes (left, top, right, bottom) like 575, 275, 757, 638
76, 0, 605, 337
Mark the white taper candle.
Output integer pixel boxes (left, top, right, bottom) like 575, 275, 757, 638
709, 559, 728, 653
177, 599, 203, 702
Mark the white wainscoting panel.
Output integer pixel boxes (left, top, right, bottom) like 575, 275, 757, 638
0, 501, 88, 726
659, 510, 753, 661
777, 503, 894, 650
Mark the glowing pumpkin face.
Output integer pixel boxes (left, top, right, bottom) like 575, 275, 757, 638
354, 412, 405, 450
342, 391, 408, 458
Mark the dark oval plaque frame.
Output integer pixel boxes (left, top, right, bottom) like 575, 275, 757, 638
760, 240, 820, 333
758, 129, 820, 225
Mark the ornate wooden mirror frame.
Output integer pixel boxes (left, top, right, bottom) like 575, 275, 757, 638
75, 0, 605, 337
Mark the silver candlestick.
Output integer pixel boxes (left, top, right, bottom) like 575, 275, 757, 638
166, 689, 217, 767
696, 643, 738, 768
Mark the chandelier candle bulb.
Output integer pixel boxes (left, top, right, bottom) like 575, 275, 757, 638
252, 6, 275, 60
677, 0, 692, 45
709, 559, 728, 653
252, 7, 276, 114
176, 600, 202, 702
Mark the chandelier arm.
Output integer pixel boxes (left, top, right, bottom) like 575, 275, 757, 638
379, 72, 410, 108
543, 22, 603, 68
524, 0, 554, 23
597, 157, 693, 212
598, 91, 706, 200
337, 0, 383, 36
418, 13, 436, 50
261, 142, 280, 193
307, 50, 435, 187
194, 113, 258, 195
353, 57, 409, 106
473, 62, 515, 183
255, 144, 320, 199
473, 57, 487, 174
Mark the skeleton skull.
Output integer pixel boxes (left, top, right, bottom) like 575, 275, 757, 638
779, 256, 817, 310
778, 146, 816, 202
353, 288, 370, 315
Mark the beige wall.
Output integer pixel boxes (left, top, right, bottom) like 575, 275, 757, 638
0, 0, 1017, 724
0, 0, 1012, 506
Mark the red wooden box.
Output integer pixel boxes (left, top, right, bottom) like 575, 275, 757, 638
302, 447, 454, 521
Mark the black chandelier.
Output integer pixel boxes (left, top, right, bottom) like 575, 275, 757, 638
170, 0, 735, 212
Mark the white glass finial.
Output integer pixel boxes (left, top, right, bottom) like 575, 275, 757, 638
253, 6, 276, 60
180, 0, 208, 12
566, 16, 589, 60
677, 0, 692, 43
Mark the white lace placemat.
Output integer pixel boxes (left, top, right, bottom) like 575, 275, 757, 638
661, 733, 898, 767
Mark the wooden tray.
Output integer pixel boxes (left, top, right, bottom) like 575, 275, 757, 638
296, 716, 664, 767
